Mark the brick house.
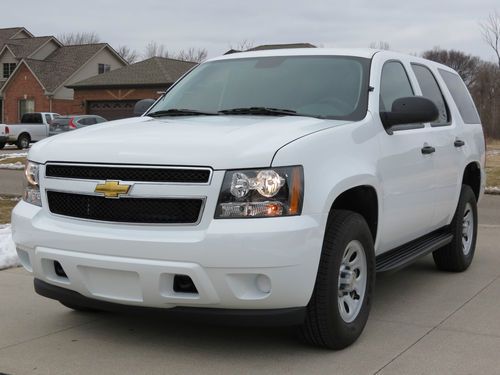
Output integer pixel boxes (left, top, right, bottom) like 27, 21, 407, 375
67, 57, 197, 120
0, 27, 127, 123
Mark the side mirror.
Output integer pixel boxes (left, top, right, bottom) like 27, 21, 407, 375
380, 96, 439, 129
133, 99, 156, 116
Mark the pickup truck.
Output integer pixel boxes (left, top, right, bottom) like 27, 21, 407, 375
1, 112, 59, 149
12, 49, 485, 349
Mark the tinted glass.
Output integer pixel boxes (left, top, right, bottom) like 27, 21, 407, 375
379, 61, 414, 112
52, 118, 70, 126
149, 56, 370, 120
438, 69, 480, 124
21, 113, 42, 124
81, 117, 97, 125
412, 64, 450, 125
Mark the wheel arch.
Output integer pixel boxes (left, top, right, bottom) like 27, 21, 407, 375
17, 132, 31, 141
462, 161, 481, 201
328, 184, 379, 243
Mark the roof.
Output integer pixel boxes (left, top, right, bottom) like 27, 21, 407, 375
4, 36, 55, 57
247, 43, 316, 51
224, 43, 316, 55
23, 44, 109, 92
68, 56, 197, 89
0, 27, 26, 46
211, 48, 380, 63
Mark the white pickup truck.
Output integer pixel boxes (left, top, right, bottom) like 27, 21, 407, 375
12, 49, 485, 349
0, 112, 59, 149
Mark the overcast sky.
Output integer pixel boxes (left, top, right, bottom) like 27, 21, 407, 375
2, 0, 498, 62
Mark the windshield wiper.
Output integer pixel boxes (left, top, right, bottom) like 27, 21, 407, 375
147, 109, 219, 117
218, 107, 300, 116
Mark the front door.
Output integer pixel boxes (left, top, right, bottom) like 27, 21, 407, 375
374, 59, 437, 252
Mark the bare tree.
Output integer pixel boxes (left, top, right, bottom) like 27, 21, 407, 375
422, 48, 481, 87
470, 61, 500, 138
176, 47, 207, 63
144, 41, 170, 59
143, 42, 206, 62
117, 45, 138, 64
369, 41, 390, 50
229, 40, 255, 51
58, 32, 101, 45
480, 11, 500, 68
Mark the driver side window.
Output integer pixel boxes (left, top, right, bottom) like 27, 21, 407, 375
379, 61, 414, 112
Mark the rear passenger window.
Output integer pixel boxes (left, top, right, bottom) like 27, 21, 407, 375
438, 69, 480, 124
379, 61, 414, 112
411, 64, 450, 126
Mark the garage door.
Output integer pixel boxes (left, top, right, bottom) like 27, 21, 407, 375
87, 100, 137, 121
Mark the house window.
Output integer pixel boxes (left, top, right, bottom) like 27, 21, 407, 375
98, 64, 111, 74
3, 63, 16, 79
19, 99, 35, 120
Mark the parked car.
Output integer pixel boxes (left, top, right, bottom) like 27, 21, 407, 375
12, 49, 485, 349
49, 115, 107, 136
2, 112, 59, 149
0, 124, 9, 149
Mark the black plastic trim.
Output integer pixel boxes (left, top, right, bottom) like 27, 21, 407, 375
376, 228, 453, 272
34, 279, 306, 326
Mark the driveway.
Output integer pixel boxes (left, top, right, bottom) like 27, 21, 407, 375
0, 195, 499, 374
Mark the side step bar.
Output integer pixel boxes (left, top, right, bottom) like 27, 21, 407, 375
376, 230, 453, 273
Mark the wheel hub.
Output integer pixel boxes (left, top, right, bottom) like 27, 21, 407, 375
337, 240, 367, 323
461, 202, 474, 256
339, 265, 356, 295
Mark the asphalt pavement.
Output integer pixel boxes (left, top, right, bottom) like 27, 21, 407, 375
0, 195, 499, 374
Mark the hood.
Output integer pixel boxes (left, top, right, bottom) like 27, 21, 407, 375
29, 116, 350, 169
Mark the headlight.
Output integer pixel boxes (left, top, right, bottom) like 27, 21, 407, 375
23, 161, 42, 206
215, 166, 303, 218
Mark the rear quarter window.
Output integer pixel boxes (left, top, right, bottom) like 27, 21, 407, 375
21, 113, 43, 124
438, 69, 480, 124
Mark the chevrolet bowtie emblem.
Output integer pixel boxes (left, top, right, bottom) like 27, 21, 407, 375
95, 181, 131, 198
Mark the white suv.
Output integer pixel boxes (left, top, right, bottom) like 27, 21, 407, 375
12, 48, 485, 349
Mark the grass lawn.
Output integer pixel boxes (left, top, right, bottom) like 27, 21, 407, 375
486, 141, 500, 188
0, 197, 20, 224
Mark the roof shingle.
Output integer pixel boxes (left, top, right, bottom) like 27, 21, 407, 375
0, 27, 25, 47
68, 57, 197, 89
5, 36, 54, 57
24, 44, 107, 92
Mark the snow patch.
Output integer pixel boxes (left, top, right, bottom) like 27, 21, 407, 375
0, 162, 24, 170
0, 152, 28, 159
486, 186, 500, 195
0, 225, 20, 270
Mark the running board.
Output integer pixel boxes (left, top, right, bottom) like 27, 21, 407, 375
376, 230, 453, 273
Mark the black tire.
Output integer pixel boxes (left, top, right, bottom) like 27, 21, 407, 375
0, 142, 5, 149
60, 301, 101, 313
433, 184, 478, 272
16, 134, 30, 149
299, 210, 375, 349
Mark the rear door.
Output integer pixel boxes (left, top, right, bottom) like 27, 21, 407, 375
410, 63, 462, 227
373, 57, 438, 252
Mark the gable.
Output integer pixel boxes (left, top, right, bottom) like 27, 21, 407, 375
1, 61, 45, 94
30, 39, 60, 60
54, 46, 127, 99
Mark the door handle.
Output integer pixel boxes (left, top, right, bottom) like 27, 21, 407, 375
454, 139, 465, 147
421, 145, 436, 155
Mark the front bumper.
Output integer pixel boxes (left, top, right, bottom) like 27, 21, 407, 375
12, 200, 326, 311
34, 279, 306, 326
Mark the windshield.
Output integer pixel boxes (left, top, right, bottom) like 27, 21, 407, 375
147, 55, 370, 120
